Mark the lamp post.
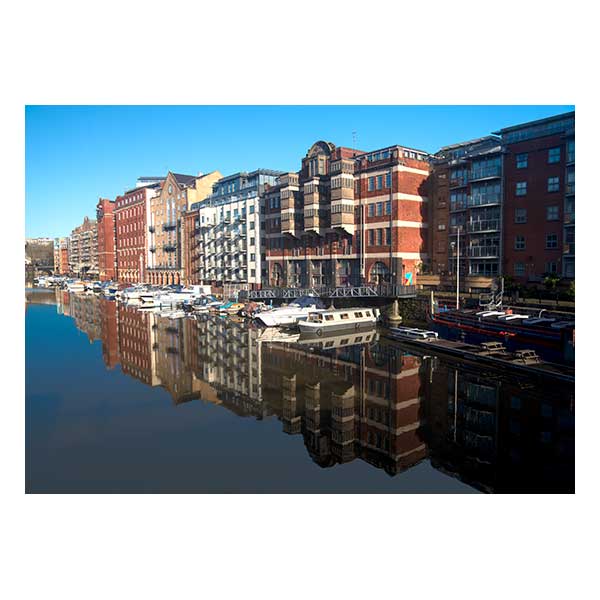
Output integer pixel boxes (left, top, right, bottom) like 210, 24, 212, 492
450, 226, 461, 310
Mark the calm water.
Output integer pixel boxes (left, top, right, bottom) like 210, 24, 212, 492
25, 288, 575, 493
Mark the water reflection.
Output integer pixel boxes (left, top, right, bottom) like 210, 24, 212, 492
30, 288, 575, 493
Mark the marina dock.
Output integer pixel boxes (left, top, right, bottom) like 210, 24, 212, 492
380, 328, 574, 383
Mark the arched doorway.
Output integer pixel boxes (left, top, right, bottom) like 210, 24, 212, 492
369, 261, 389, 285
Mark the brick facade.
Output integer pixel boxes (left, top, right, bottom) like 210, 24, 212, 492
96, 197, 117, 281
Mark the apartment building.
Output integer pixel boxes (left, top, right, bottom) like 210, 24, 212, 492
431, 136, 503, 280
265, 140, 431, 288
96, 197, 117, 281
53, 237, 70, 274
186, 169, 282, 292
147, 172, 216, 285
494, 111, 575, 283
68, 216, 98, 277
115, 182, 162, 284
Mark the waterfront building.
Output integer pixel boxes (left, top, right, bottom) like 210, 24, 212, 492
265, 141, 431, 289
100, 297, 120, 369
493, 111, 575, 283
118, 303, 157, 386
68, 216, 98, 278
53, 237, 70, 275
186, 169, 282, 293
96, 198, 117, 281
147, 172, 204, 286
115, 183, 161, 285
431, 136, 503, 283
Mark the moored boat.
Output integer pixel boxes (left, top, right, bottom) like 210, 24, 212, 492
255, 296, 326, 327
298, 307, 378, 335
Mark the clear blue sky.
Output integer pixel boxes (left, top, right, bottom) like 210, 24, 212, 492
25, 105, 574, 238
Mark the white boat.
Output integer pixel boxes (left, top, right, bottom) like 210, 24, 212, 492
298, 307, 378, 335
297, 330, 379, 349
121, 286, 155, 301
255, 296, 326, 327
66, 280, 85, 293
387, 326, 439, 340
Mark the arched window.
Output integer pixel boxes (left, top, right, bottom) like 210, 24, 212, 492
369, 261, 389, 284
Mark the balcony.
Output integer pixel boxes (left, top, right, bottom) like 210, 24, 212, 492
162, 222, 177, 231
564, 212, 575, 225
450, 202, 467, 212
470, 166, 501, 181
449, 177, 468, 189
565, 183, 575, 195
468, 194, 501, 207
467, 220, 500, 233
467, 246, 499, 258
563, 242, 575, 256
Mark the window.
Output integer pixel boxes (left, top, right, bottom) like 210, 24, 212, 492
340, 313, 349, 320
249, 205, 255, 214
385, 172, 391, 188
376, 175, 383, 189
376, 202, 383, 216
385, 228, 391, 245
516, 182, 527, 196
364, 311, 371, 317
516, 153, 528, 168
368, 230, 374, 245
547, 205, 559, 221
515, 235, 526, 250
368, 177, 375, 191
438, 223, 446, 231
547, 176, 560, 193
250, 237, 255, 246
545, 261, 557, 274
354, 312, 363, 318
250, 221, 255, 229
515, 208, 527, 223
376, 229, 383, 245
567, 139, 575, 163
546, 233, 558, 249
548, 147, 561, 163
385, 200, 391, 215
324, 314, 334, 321
368, 204, 375, 217
514, 262, 525, 276
250, 253, 255, 261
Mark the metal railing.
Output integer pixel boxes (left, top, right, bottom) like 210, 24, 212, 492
470, 166, 501, 180
242, 284, 417, 300
467, 219, 500, 233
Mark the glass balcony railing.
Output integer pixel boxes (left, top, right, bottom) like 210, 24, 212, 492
470, 166, 502, 181
467, 246, 500, 258
467, 220, 500, 233
449, 177, 469, 188
468, 194, 501, 207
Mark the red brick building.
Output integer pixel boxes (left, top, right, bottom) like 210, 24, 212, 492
96, 198, 117, 281
265, 141, 431, 288
494, 111, 575, 283
115, 184, 160, 284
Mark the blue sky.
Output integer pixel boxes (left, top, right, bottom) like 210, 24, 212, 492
25, 105, 574, 238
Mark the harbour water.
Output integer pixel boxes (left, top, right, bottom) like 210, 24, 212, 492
26, 288, 575, 493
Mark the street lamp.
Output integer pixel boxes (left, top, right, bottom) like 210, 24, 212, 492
449, 226, 462, 310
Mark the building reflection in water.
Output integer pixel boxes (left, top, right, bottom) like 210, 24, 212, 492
50, 289, 575, 493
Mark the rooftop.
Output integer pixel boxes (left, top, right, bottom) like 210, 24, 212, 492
492, 111, 575, 135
